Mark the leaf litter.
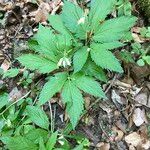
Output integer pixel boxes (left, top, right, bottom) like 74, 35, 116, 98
0, 0, 150, 149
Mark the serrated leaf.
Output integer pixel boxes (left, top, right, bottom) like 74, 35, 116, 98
46, 131, 58, 150
74, 74, 106, 99
38, 72, 67, 105
61, 1, 87, 39
93, 16, 137, 42
61, 81, 72, 104
73, 47, 89, 73
17, 54, 57, 74
97, 41, 125, 50
48, 15, 71, 37
1, 136, 38, 150
34, 24, 57, 61
25, 128, 48, 143
89, 0, 116, 31
26, 105, 49, 130
61, 1, 84, 33
62, 81, 84, 128
83, 60, 107, 82
90, 43, 123, 73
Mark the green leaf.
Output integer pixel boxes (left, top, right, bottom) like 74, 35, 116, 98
34, 24, 57, 61
83, 60, 107, 82
3, 68, 19, 78
48, 15, 71, 37
93, 16, 137, 42
90, 43, 123, 73
1, 136, 38, 150
46, 131, 58, 150
17, 54, 57, 74
74, 74, 106, 98
61, 1, 84, 33
62, 81, 84, 128
119, 51, 134, 63
26, 105, 49, 130
25, 128, 48, 143
142, 56, 150, 65
89, 0, 116, 31
38, 72, 67, 105
73, 144, 83, 150
0, 93, 8, 109
137, 59, 145, 66
73, 47, 89, 73
39, 137, 46, 150
97, 41, 125, 50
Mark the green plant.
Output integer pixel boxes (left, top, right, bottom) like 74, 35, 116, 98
120, 42, 150, 66
17, 0, 137, 128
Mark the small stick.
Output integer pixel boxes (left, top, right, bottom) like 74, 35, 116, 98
0, 91, 31, 115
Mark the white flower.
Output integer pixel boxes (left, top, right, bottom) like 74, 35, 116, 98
57, 57, 71, 68
87, 48, 91, 52
57, 58, 63, 67
77, 16, 85, 25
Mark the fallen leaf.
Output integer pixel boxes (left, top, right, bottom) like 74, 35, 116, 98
35, 2, 50, 23
132, 33, 144, 43
133, 108, 147, 127
9, 87, 22, 102
134, 93, 148, 106
112, 126, 124, 141
111, 90, 123, 104
0, 59, 10, 72
84, 97, 91, 110
125, 132, 142, 147
96, 142, 110, 150
142, 140, 150, 150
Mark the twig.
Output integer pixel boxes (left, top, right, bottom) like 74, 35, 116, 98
0, 91, 31, 115
49, 101, 54, 133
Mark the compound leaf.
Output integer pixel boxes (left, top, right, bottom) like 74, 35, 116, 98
38, 72, 67, 105
62, 81, 84, 128
17, 54, 57, 74
93, 16, 137, 42
73, 47, 89, 73
74, 74, 106, 98
83, 60, 107, 82
90, 43, 123, 73
61, 1, 84, 33
89, 0, 116, 31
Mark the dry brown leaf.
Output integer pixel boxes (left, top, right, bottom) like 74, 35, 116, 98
134, 93, 148, 106
9, 87, 22, 102
96, 142, 110, 150
133, 108, 147, 127
132, 33, 144, 43
35, 2, 50, 23
132, 27, 142, 33
84, 97, 91, 110
112, 126, 124, 141
111, 90, 123, 104
125, 132, 142, 147
0, 59, 10, 72
142, 140, 150, 150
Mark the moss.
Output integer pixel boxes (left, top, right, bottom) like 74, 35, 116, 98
138, 0, 150, 19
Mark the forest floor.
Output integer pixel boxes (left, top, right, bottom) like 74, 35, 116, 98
0, 0, 150, 150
